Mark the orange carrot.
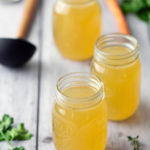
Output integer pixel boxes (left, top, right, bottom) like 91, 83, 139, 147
105, 0, 130, 34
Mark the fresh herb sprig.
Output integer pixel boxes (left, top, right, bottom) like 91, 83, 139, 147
121, 0, 150, 23
128, 136, 140, 150
0, 114, 32, 150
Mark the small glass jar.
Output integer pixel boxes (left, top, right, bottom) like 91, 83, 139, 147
52, 72, 107, 150
53, 0, 101, 60
91, 33, 141, 121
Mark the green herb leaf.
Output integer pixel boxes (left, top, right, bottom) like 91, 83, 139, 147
127, 136, 140, 150
137, 9, 150, 22
6, 123, 32, 141
9, 146, 25, 150
121, 0, 147, 13
128, 136, 133, 141
0, 114, 13, 132
121, 0, 150, 23
0, 114, 32, 150
145, 0, 150, 7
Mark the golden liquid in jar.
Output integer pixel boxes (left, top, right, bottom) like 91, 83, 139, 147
91, 46, 141, 120
53, 0, 101, 60
53, 85, 107, 150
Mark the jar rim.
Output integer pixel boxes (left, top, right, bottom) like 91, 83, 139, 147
95, 33, 139, 58
94, 33, 139, 66
59, 0, 96, 5
56, 72, 104, 103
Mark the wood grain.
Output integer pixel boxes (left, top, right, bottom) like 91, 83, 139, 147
0, 0, 150, 150
0, 1, 41, 150
38, 1, 150, 150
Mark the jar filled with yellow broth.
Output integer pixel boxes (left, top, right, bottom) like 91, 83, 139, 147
91, 33, 141, 121
52, 73, 107, 150
53, 0, 101, 60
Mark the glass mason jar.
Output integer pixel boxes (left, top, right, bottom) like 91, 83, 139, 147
52, 73, 107, 150
53, 0, 101, 60
91, 33, 141, 121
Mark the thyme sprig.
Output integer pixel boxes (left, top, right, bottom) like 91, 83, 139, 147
128, 136, 140, 150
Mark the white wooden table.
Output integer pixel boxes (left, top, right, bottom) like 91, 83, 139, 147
0, 0, 150, 150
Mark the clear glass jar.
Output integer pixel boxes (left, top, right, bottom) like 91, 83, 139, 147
53, 0, 101, 60
52, 72, 107, 150
91, 33, 141, 121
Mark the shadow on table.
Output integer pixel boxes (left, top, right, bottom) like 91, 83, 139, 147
123, 100, 150, 127
1, 60, 39, 72
105, 99, 150, 150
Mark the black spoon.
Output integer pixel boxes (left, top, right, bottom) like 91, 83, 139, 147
0, 0, 38, 68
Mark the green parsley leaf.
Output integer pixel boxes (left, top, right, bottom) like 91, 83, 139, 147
0, 114, 13, 132
121, 0, 150, 23
9, 146, 25, 150
0, 114, 32, 150
121, 0, 147, 13
6, 123, 32, 141
137, 9, 150, 22
145, 0, 150, 6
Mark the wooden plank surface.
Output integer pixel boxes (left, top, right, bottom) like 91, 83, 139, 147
0, 0, 150, 150
0, 1, 41, 149
105, 5, 150, 150
38, 0, 150, 150
38, 1, 90, 149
